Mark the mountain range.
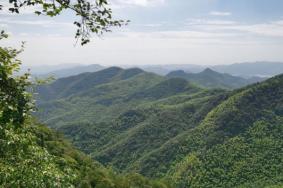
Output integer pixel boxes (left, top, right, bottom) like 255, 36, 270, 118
35, 66, 283, 187
24, 61, 283, 79
211, 61, 283, 77
167, 68, 265, 89
140, 61, 283, 77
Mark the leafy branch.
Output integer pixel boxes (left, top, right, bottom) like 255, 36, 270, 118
2, 0, 129, 45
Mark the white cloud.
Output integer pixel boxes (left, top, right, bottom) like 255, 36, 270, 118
5, 34, 283, 67
232, 23, 283, 37
185, 19, 283, 38
18, 33, 30, 37
120, 30, 240, 41
0, 18, 73, 28
141, 23, 163, 27
210, 11, 232, 16
111, 0, 165, 8
0, 23, 8, 28
186, 19, 236, 26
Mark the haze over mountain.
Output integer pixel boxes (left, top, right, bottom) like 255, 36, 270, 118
137, 64, 205, 76
20, 63, 81, 75
167, 68, 265, 89
211, 62, 283, 77
35, 67, 283, 188
39, 64, 105, 79
26, 62, 283, 80
139, 62, 283, 77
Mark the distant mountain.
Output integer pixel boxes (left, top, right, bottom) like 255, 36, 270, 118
137, 64, 204, 75
40, 64, 105, 78
36, 66, 283, 187
37, 67, 151, 101
134, 62, 283, 78
20, 63, 81, 75
35, 67, 166, 126
23, 62, 283, 79
211, 61, 283, 77
167, 68, 264, 89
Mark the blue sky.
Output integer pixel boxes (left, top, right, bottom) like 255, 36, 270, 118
1, 0, 283, 66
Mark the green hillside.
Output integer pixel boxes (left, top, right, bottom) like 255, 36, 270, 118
166, 74, 283, 187
36, 67, 226, 169
136, 74, 283, 187
36, 67, 165, 127
167, 68, 264, 89
36, 67, 283, 188
92, 89, 226, 171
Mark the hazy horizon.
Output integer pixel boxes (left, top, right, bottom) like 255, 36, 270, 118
21, 61, 283, 68
2, 0, 283, 66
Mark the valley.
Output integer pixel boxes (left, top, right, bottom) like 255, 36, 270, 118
2, 0, 283, 187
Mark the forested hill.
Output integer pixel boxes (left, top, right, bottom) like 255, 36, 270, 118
37, 67, 149, 101
0, 118, 171, 187
36, 67, 201, 127
167, 68, 265, 89
36, 67, 283, 188
142, 73, 283, 187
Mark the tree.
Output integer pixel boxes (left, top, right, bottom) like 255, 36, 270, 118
0, 0, 127, 186
0, 0, 128, 45
0, 30, 77, 187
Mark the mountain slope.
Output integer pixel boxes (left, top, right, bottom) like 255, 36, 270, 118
167, 68, 263, 89
36, 67, 223, 170
37, 67, 142, 101
36, 67, 166, 128
91, 89, 225, 169
134, 74, 283, 187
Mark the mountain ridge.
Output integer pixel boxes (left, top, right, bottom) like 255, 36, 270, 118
167, 68, 264, 89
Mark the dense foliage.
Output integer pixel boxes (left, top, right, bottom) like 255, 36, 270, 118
0, 31, 73, 187
37, 66, 283, 187
31, 121, 172, 188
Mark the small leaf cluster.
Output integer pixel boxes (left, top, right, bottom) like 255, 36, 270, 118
2, 0, 129, 45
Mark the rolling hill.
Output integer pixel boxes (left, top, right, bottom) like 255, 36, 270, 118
36, 67, 166, 126
36, 67, 283, 188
